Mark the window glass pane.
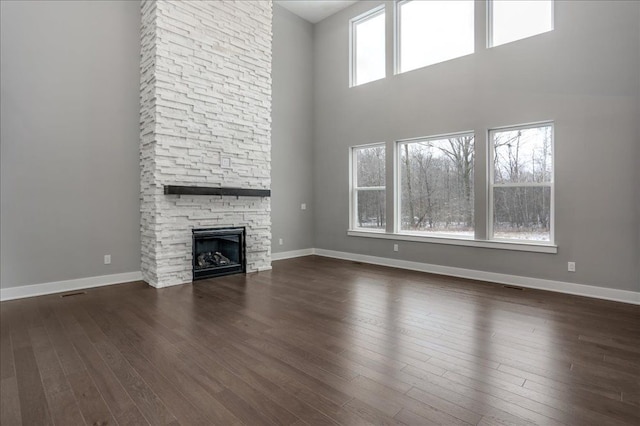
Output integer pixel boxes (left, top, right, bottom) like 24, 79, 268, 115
399, 0, 474, 73
493, 186, 551, 241
399, 135, 474, 236
493, 125, 552, 184
491, 0, 553, 47
356, 146, 385, 187
353, 9, 385, 86
356, 190, 386, 229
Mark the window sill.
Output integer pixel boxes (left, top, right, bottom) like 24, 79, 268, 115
347, 230, 558, 254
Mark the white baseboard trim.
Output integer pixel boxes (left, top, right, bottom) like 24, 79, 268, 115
3, 250, 637, 305
0, 271, 143, 302
272, 248, 315, 261
313, 248, 640, 305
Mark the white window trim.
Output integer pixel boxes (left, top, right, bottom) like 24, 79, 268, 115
487, 0, 555, 48
347, 229, 558, 253
488, 121, 555, 245
349, 4, 386, 88
396, 130, 476, 240
486, 0, 496, 48
350, 142, 386, 231
348, 122, 555, 253
393, 0, 405, 75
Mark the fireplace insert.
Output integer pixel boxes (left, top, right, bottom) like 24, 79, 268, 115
192, 227, 246, 280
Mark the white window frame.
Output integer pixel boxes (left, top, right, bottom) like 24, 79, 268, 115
350, 142, 386, 231
487, 0, 555, 48
393, 0, 405, 75
349, 4, 386, 88
395, 131, 475, 240
488, 121, 555, 245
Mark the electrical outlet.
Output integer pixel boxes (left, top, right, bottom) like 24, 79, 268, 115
279, 238, 283, 245
301, 203, 307, 210
104, 254, 111, 265
221, 157, 231, 168
568, 262, 576, 272
393, 244, 399, 252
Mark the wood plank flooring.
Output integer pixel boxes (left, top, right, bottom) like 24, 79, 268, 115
1, 255, 639, 425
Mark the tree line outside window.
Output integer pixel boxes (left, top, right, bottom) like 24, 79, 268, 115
351, 123, 553, 243
352, 145, 386, 230
491, 124, 553, 241
399, 134, 474, 237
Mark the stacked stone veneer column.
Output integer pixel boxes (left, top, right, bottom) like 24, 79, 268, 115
140, 0, 272, 287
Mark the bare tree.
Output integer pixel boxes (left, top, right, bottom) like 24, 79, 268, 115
403, 144, 415, 228
356, 146, 386, 228
439, 136, 474, 227
400, 136, 474, 234
492, 126, 552, 239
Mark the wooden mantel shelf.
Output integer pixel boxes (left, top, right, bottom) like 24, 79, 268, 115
163, 185, 271, 197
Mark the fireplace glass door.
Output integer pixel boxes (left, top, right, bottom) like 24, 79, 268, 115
192, 227, 246, 279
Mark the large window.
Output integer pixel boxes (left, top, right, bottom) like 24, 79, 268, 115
349, 123, 555, 251
488, 0, 554, 47
351, 144, 386, 230
349, 1, 555, 83
398, 134, 474, 237
397, 0, 474, 73
350, 6, 386, 87
490, 123, 553, 242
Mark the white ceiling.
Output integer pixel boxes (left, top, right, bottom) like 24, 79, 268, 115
275, 0, 359, 24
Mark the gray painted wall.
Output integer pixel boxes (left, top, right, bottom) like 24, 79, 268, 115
1, 1, 141, 288
0, 1, 314, 289
313, 1, 640, 292
271, 5, 315, 253
2, 0, 637, 295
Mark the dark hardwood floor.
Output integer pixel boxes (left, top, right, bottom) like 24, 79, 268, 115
1, 256, 639, 426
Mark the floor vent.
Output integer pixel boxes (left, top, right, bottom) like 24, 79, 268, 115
60, 291, 86, 298
502, 285, 524, 291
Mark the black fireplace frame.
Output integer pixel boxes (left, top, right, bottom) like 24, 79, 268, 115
192, 227, 246, 280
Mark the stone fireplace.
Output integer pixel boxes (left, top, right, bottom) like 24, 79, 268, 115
139, 0, 272, 288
